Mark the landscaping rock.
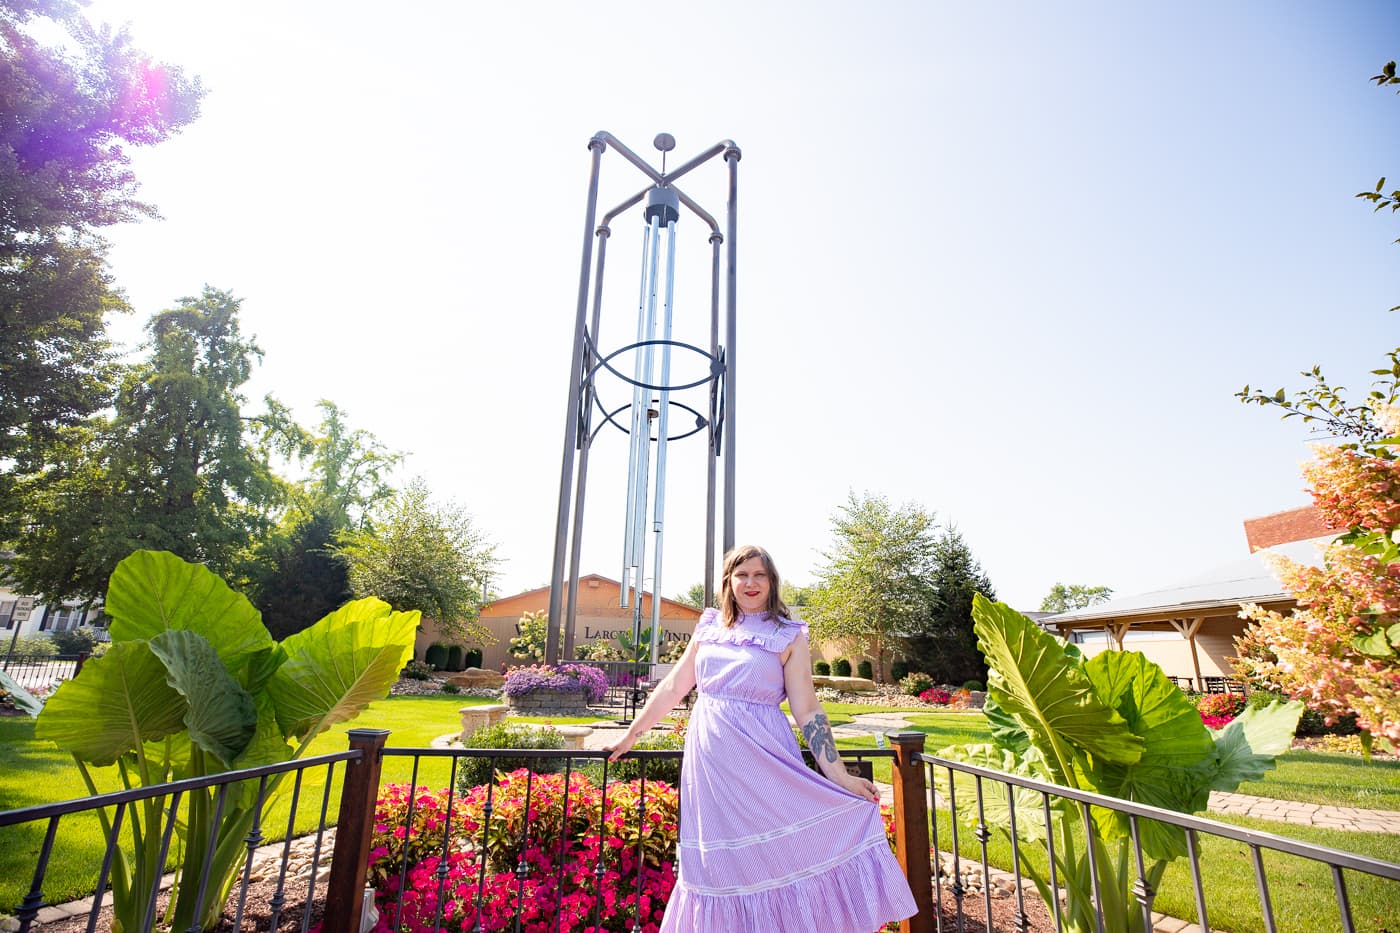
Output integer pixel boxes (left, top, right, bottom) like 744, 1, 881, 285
448, 668, 505, 689
812, 675, 878, 694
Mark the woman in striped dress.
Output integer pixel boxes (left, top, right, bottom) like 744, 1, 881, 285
605, 545, 917, 932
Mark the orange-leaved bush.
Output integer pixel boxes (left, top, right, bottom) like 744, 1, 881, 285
1235, 403, 1400, 748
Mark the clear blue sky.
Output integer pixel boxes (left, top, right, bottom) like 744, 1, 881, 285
84, 0, 1400, 609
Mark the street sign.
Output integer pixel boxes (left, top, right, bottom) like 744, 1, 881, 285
12, 597, 35, 623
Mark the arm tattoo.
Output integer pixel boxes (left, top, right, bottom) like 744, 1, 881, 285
802, 712, 839, 764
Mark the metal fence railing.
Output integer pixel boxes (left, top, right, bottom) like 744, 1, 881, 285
4, 729, 1397, 933
0, 652, 87, 692
0, 749, 359, 933
914, 751, 1400, 933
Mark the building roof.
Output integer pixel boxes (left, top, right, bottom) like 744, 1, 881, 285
481, 573, 704, 617
1044, 535, 1333, 628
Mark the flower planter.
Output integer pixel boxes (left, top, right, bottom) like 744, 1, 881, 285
506, 688, 589, 712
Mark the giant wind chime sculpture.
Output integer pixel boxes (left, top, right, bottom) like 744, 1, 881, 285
545, 132, 739, 671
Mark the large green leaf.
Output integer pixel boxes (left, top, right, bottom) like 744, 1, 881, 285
1081, 650, 1215, 859
1207, 700, 1304, 791
981, 683, 1031, 754
106, 550, 274, 664
35, 642, 187, 766
148, 630, 258, 767
267, 598, 418, 740
972, 595, 1142, 783
934, 742, 1060, 843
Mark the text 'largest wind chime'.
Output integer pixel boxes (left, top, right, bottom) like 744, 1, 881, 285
545, 132, 740, 676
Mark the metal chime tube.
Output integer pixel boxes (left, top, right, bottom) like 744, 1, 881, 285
631, 214, 663, 613
650, 218, 678, 661
621, 221, 656, 606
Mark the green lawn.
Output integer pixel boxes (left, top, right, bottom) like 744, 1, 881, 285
1234, 750, 1400, 810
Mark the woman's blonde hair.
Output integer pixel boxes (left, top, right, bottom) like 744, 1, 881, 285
718, 544, 792, 627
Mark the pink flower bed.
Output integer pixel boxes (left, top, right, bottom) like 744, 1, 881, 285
918, 687, 952, 705
367, 769, 678, 932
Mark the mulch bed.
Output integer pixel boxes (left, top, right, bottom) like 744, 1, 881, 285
41, 884, 1053, 933
37, 878, 325, 932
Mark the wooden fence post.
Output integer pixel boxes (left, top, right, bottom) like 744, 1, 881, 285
324, 729, 390, 933
889, 731, 934, 933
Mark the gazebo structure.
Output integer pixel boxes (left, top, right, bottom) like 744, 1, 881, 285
1043, 535, 1332, 691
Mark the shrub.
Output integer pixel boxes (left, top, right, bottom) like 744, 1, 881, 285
832, 658, 852, 677
5, 634, 57, 656
401, 659, 433, 681
49, 627, 98, 655
424, 643, 448, 670
446, 645, 465, 671
890, 660, 909, 682
456, 722, 568, 792
503, 664, 609, 704
508, 610, 547, 662
899, 672, 934, 696
918, 687, 952, 705
856, 659, 873, 680
441, 683, 461, 694
1297, 707, 1361, 737
961, 679, 984, 692
1197, 693, 1246, 719
1247, 689, 1358, 736
813, 660, 831, 676
464, 648, 483, 669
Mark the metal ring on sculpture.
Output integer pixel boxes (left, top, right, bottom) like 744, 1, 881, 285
590, 398, 709, 444
584, 335, 724, 394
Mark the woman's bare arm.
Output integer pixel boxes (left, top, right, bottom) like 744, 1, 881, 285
782, 633, 879, 802
603, 636, 700, 761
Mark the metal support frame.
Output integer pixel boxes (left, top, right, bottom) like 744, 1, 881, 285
546, 132, 739, 668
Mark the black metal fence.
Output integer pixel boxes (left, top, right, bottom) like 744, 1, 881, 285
3, 731, 1398, 933
914, 751, 1400, 933
0, 749, 357, 933
566, 660, 653, 718
0, 652, 87, 692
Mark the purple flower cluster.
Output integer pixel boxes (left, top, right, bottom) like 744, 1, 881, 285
503, 664, 609, 704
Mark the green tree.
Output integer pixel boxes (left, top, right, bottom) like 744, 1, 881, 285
243, 511, 351, 640
338, 478, 497, 645
675, 582, 707, 609
903, 527, 996, 685
807, 492, 938, 683
1040, 582, 1114, 614
780, 581, 816, 607
242, 402, 401, 637
0, 0, 203, 539
7, 289, 281, 600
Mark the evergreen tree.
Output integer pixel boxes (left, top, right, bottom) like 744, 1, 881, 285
903, 528, 996, 685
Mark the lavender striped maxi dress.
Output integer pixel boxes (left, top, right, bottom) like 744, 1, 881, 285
660, 608, 917, 932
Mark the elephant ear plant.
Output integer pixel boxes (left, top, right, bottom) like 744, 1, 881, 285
34, 550, 418, 933
934, 596, 1302, 933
